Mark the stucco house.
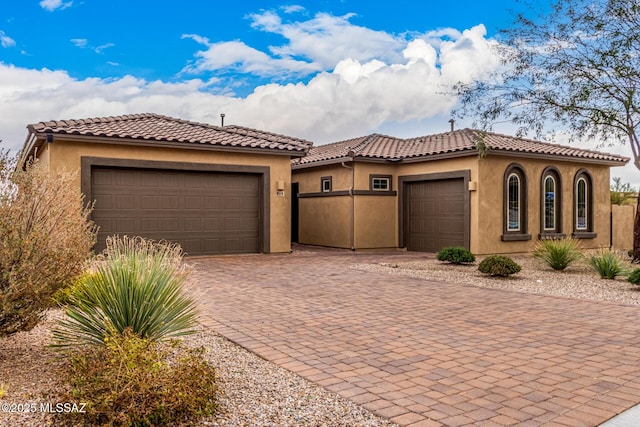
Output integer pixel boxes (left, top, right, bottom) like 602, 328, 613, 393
20, 113, 312, 256
291, 129, 629, 255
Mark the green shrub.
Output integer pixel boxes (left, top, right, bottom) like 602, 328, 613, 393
628, 268, 640, 285
52, 272, 94, 306
53, 236, 198, 347
532, 238, 583, 271
478, 255, 522, 277
588, 250, 630, 279
436, 247, 476, 264
0, 152, 96, 336
630, 249, 635, 258
62, 329, 217, 426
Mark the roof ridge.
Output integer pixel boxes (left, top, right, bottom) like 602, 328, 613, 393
224, 124, 313, 146
351, 133, 403, 155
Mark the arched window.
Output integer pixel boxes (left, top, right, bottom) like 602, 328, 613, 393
573, 169, 596, 238
502, 164, 530, 241
576, 178, 587, 229
540, 167, 563, 237
508, 173, 521, 231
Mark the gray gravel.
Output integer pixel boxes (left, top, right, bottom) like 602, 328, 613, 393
352, 254, 640, 306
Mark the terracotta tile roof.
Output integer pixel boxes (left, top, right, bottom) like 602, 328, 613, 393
293, 128, 629, 166
26, 113, 312, 155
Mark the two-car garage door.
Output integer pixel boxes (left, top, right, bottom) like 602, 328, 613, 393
404, 177, 468, 252
91, 167, 261, 256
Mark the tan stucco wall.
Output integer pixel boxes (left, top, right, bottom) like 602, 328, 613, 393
477, 156, 612, 254
293, 164, 353, 193
612, 204, 636, 251
294, 155, 616, 255
354, 195, 397, 248
43, 139, 293, 253
34, 142, 50, 169
298, 196, 352, 248
293, 164, 353, 248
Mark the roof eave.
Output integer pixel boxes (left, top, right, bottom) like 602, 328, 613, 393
488, 149, 629, 166
29, 132, 309, 157
292, 156, 354, 169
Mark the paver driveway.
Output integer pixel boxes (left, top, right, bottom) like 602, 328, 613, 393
188, 248, 640, 427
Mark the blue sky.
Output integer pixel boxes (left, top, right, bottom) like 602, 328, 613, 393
0, 0, 636, 184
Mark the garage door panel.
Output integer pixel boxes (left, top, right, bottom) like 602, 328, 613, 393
91, 167, 261, 255
405, 178, 467, 252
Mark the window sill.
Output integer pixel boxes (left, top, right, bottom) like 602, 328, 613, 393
572, 232, 597, 239
538, 233, 567, 240
501, 233, 532, 242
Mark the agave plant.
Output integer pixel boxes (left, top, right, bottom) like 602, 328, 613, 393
53, 236, 199, 347
532, 238, 583, 271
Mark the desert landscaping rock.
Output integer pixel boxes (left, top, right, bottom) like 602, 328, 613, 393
353, 255, 640, 306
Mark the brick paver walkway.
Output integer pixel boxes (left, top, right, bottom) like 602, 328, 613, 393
188, 248, 640, 427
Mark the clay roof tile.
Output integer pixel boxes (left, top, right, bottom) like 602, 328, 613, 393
26, 113, 312, 156
294, 128, 628, 166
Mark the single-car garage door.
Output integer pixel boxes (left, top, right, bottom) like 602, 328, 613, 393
404, 178, 467, 252
91, 167, 261, 256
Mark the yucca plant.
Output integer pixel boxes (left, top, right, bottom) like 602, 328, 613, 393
53, 236, 199, 347
588, 249, 631, 280
533, 238, 583, 271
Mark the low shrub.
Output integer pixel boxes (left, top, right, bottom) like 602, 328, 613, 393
532, 238, 583, 271
628, 268, 640, 285
0, 152, 96, 336
588, 250, 630, 279
52, 273, 94, 306
53, 236, 198, 347
436, 247, 476, 264
630, 249, 635, 259
62, 329, 217, 426
478, 255, 522, 277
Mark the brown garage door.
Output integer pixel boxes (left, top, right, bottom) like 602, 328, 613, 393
91, 167, 260, 256
404, 178, 466, 252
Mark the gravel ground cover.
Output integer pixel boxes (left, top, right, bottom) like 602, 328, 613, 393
0, 311, 397, 427
353, 254, 640, 306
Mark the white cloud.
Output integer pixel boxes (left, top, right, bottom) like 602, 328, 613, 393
0, 27, 501, 152
181, 12, 405, 79
0, 31, 15, 48
181, 35, 320, 77
1, 19, 635, 187
39, 0, 72, 12
95, 43, 115, 54
249, 11, 405, 70
281, 5, 305, 14
70, 38, 88, 48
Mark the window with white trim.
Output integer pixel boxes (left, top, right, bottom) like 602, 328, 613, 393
543, 176, 556, 230
573, 169, 595, 237
502, 163, 530, 241
321, 176, 332, 192
576, 177, 588, 230
371, 176, 391, 191
507, 173, 521, 231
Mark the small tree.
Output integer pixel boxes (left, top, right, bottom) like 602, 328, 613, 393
455, 0, 640, 262
610, 177, 638, 205
0, 150, 97, 335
